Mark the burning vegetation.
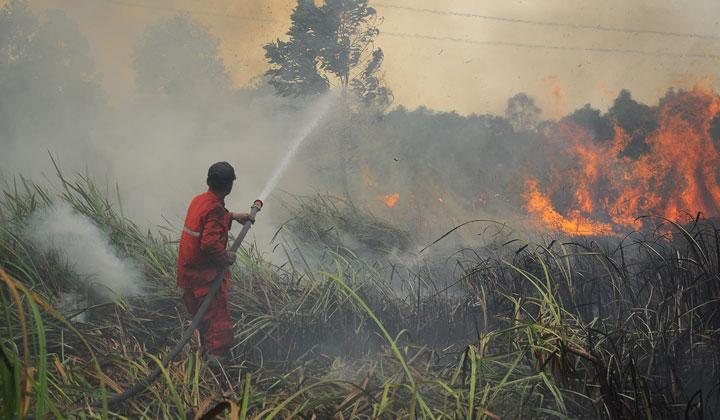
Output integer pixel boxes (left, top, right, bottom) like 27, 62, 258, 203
376, 192, 400, 208
4, 173, 720, 418
524, 87, 720, 236
2, 0, 720, 418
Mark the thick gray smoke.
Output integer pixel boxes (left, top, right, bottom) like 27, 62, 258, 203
5, 1, 712, 258
0, 6, 329, 253
26, 204, 141, 296
0, 2, 533, 256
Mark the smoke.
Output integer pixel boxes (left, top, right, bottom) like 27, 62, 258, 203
16, 0, 720, 116
2, 0, 719, 259
0, 5, 325, 252
25, 204, 141, 296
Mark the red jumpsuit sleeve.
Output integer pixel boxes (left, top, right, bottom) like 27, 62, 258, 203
200, 207, 228, 265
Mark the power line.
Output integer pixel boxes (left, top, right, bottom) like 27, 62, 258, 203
101, 0, 717, 60
383, 31, 718, 60
375, 3, 720, 41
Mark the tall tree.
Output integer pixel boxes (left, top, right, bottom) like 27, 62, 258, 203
133, 16, 232, 102
0, 0, 36, 68
607, 89, 657, 159
264, 0, 391, 199
0, 0, 104, 153
565, 104, 613, 143
264, 0, 391, 108
505, 93, 541, 132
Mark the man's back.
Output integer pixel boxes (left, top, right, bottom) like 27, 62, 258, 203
176, 162, 241, 360
177, 191, 232, 291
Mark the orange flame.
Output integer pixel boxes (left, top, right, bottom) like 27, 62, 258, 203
597, 82, 618, 101
544, 76, 567, 119
378, 193, 400, 208
524, 179, 614, 235
362, 164, 378, 188
524, 86, 720, 235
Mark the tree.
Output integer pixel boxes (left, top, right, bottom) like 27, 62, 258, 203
565, 104, 613, 143
0, 0, 36, 68
505, 93, 541, 132
0, 1, 104, 154
133, 16, 232, 101
607, 89, 657, 159
263, 0, 391, 108
264, 0, 392, 199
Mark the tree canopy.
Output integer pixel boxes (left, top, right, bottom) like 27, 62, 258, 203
264, 0, 391, 108
0, 0, 104, 148
133, 16, 232, 100
505, 93, 541, 132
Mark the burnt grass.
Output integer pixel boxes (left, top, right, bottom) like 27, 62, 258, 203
1, 179, 720, 418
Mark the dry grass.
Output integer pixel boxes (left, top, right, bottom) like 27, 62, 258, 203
1, 172, 719, 418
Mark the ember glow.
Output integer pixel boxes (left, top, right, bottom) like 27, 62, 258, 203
378, 193, 400, 208
362, 164, 378, 188
364, 164, 399, 208
524, 87, 720, 236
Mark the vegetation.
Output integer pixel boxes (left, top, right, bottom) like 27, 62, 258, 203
133, 15, 232, 101
1, 171, 718, 419
264, 0, 392, 201
263, 0, 390, 107
1, 2, 719, 419
0, 0, 104, 151
278, 193, 412, 257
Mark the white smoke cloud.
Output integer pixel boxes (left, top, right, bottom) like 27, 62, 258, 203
25, 204, 141, 296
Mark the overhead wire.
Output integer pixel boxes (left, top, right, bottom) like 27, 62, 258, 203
101, 0, 718, 61
375, 2, 720, 41
382, 31, 718, 60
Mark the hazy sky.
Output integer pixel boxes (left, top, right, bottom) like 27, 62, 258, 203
19, 0, 720, 116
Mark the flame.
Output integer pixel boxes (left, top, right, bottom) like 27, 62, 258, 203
524, 87, 720, 235
524, 179, 614, 235
544, 76, 567, 119
597, 82, 617, 100
362, 164, 378, 188
378, 193, 400, 208
670, 74, 716, 92
365, 165, 399, 208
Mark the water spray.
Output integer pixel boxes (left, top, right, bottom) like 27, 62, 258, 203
258, 93, 335, 202
94, 94, 334, 409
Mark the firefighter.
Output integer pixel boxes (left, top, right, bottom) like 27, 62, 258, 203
177, 161, 254, 364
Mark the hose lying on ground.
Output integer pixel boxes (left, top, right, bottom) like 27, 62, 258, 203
93, 200, 263, 409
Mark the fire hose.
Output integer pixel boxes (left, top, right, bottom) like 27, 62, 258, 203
93, 199, 264, 409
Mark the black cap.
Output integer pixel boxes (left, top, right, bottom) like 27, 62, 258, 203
207, 161, 236, 186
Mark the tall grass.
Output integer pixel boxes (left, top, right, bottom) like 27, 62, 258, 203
1, 171, 718, 418
462, 221, 720, 418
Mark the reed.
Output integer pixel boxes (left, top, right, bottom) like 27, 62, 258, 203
1, 171, 718, 418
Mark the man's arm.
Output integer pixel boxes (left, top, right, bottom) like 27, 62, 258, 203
200, 207, 235, 265
231, 212, 255, 224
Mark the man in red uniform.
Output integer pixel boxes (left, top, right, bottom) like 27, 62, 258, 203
177, 162, 253, 362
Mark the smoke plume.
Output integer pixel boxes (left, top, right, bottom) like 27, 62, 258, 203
26, 204, 141, 296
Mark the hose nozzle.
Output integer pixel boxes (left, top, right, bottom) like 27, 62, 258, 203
252, 199, 264, 211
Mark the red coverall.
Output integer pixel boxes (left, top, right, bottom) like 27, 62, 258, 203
177, 191, 233, 356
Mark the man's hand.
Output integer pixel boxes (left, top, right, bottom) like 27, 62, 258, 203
226, 251, 237, 265
232, 212, 255, 224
